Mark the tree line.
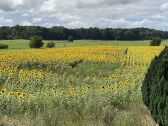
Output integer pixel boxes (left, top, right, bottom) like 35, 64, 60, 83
0, 25, 168, 40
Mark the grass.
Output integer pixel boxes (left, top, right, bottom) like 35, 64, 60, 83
0, 103, 157, 126
160, 40, 168, 46
0, 40, 152, 50
0, 40, 29, 49
1, 39, 168, 50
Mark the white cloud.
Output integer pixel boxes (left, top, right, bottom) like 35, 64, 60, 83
66, 20, 89, 28
32, 18, 42, 23
0, 0, 43, 12
42, 23, 59, 27
21, 21, 32, 26
0, 0, 168, 30
161, 2, 168, 10
0, 17, 13, 26
22, 13, 29, 16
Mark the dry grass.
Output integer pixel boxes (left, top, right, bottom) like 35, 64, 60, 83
0, 104, 158, 126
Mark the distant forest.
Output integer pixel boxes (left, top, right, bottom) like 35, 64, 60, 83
0, 25, 168, 40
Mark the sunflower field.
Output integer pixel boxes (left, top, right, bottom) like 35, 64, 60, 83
0, 46, 164, 126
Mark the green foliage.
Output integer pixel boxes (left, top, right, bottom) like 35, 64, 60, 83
0, 44, 8, 49
142, 47, 168, 126
68, 36, 74, 42
29, 36, 43, 48
0, 25, 168, 40
46, 42, 55, 48
150, 38, 162, 46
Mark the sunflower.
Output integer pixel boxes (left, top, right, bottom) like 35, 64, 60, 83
1, 89, 6, 94
82, 91, 87, 95
101, 85, 105, 89
8, 92, 15, 97
22, 93, 26, 97
72, 88, 76, 92
19, 93, 26, 99
16, 92, 21, 96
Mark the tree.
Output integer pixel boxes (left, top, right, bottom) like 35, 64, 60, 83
0, 25, 168, 41
46, 42, 55, 48
68, 35, 73, 42
142, 47, 168, 126
0, 44, 8, 49
29, 35, 43, 48
150, 37, 162, 46
124, 30, 135, 40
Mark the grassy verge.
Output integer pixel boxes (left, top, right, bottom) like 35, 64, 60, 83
0, 40, 151, 50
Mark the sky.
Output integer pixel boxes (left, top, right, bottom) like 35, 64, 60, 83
0, 0, 168, 30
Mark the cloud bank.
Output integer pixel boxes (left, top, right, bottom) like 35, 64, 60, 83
0, 0, 168, 30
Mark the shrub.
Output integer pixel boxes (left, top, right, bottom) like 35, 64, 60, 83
0, 44, 8, 49
150, 38, 162, 46
46, 42, 55, 48
29, 35, 43, 48
68, 36, 73, 42
142, 47, 168, 126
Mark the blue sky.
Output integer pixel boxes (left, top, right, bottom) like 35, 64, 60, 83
0, 0, 168, 30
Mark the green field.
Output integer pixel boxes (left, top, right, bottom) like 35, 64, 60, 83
0, 40, 153, 50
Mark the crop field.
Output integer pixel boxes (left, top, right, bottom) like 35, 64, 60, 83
0, 39, 168, 50
0, 46, 164, 126
0, 40, 151, 49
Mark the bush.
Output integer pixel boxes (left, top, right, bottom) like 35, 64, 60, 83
150, 38, 162, 46
142, 47, 168, 126
46, 42, 55, 48
0, 44, 8, 49
29, 35, 43, 48
68, 36, 73, 42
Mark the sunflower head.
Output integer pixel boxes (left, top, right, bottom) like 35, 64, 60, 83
16, 92, 21, 96
8, 92, 15, 97
101, 85, 105, 89
1, 89, 6, 94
